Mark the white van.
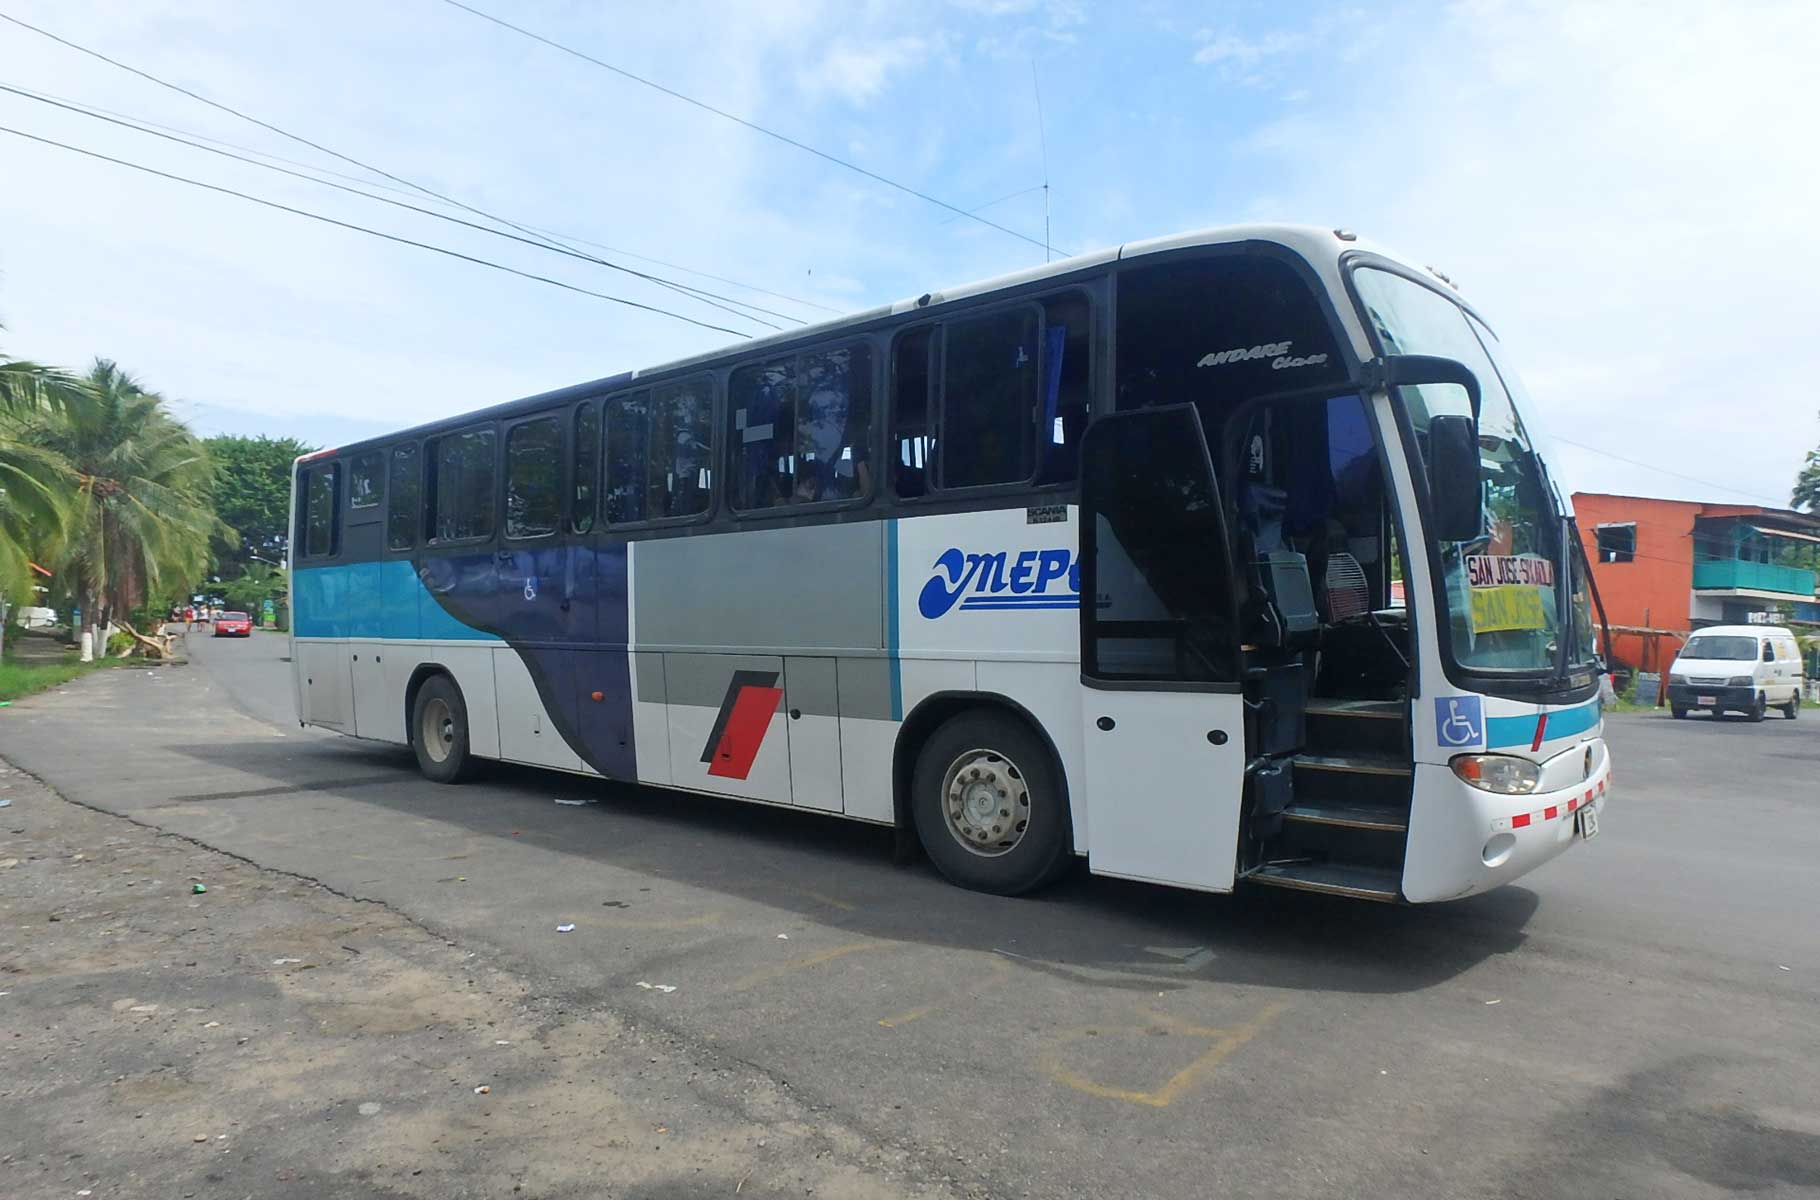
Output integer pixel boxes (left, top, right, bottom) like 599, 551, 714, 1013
1666, 625, 1806, 721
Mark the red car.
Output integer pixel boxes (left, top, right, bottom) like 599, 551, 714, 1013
213, 611, 253, 637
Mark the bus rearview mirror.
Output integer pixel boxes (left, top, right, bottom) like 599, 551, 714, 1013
1428, 412, 1481, 543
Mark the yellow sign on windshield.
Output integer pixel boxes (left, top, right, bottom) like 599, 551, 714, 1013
1470, 585, 1549, 633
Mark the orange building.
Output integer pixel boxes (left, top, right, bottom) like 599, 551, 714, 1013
1571, 492, 1820, 673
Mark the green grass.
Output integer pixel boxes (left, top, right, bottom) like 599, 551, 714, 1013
0, 648, 127, 703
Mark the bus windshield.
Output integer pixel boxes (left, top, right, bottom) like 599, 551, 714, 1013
1352, 267, 1565, 676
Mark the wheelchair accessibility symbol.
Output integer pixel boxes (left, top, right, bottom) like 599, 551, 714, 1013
523, 577, 538, 602
1434, 696, 1485, 749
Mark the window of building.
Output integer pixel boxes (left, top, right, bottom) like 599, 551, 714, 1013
429, 425, 497, 543
572, 401, 599, 534
730, 344, 873, 509
349, 452, 382, 510
387, 443, 420, 550
301, 463, 339, 558
1595, 523, 1636, 564
942, 307, 1038, 489
504, 417, 561, 539
604, 379, 714, 524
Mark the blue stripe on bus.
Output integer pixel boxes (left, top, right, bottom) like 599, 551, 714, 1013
293, 561, 501, 642
1485, 697, 1601, 749
886, 518, 902, 721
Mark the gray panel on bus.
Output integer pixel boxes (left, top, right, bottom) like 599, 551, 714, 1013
633, 522, 886, 652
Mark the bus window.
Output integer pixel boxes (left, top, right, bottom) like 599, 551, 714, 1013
504, 417, 561, 540
942, 307, 1038, 488
605, 391, 651, 524
1036, 293, 1091, 485
1115, 254, 1346, 413
652, 378, 713, 518
349, 452, 382, 510
892, 327, 935, 499
387, 443, 419, 550
732, 345, 872, 510
429, 426, 496, 543
301, 463, 339, 558
572, 401, 599, 533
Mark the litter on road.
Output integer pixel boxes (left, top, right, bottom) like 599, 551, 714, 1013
473, 1085, 491, 1095
553, 797, 590, 806
272, 957, 303, 965
635, 981, 677, 993
191, 883, 206, 894
556, 923, 576, 933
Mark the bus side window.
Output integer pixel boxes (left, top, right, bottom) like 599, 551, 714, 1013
942, 307, 1038, 489
732, 345, 872, 510
892, 327, 935, 499
652, 378, 713, 519
605, 391, 651, 524
571, 401, 599, 534
387, 443, 420, 551
730, 358, 796, 509
429, 426, 497, 543
1036, 293, 1091, 485
348, 452, 383, 511
301, 463, 339, 558
504, 417, 561, 540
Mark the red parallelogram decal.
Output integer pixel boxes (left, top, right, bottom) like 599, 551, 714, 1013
701, 670, 784, 780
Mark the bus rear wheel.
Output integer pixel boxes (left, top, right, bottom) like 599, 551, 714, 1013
412, 674, 478, 783
911, 710, 1071, 896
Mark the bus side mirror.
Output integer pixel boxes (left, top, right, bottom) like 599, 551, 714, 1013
1428, 413, 1482, 543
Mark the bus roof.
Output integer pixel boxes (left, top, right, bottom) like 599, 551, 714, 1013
309, 222, 1432, 464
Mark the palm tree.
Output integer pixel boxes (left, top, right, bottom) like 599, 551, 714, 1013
0, 340, 81, 641
23, 359, 231, 659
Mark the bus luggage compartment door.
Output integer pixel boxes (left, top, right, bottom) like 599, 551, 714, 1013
1077, 404, 1246, 891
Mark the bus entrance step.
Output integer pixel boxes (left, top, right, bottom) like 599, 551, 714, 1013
1247, 861, 1403, 902
1281, 799, 1409, 832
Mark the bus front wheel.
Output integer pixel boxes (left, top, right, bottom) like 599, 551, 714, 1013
412, 674, 478, 783
911, 710, 1071, 896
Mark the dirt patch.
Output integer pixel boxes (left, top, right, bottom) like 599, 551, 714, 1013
0, 760, 967, 1199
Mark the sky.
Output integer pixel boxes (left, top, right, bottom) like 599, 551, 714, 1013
1, 0, 1816, 508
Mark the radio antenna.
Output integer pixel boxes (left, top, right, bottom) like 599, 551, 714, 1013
1031, 59, 1051, 263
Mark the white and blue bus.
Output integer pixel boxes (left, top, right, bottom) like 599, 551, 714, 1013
289, 224, 1611, 903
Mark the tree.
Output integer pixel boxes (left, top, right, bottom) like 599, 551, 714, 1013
1794, 413, 1820, 513
0, 342, 81, 641
23, 359, 232, 658
205, 434, 312, 571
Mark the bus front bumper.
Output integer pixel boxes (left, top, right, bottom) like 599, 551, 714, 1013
1400, 751, 1610, 904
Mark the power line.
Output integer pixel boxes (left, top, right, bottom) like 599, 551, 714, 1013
5, 82, 846, 317
0, 10, 783, 331
434, 0, 1060, 255
0, 83, 799, 330
0, 124, 755, 339
937, 185, 1045, 226
1548, 433, 1792, 507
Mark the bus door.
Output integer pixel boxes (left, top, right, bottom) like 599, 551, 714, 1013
1078, 404, 1248, 891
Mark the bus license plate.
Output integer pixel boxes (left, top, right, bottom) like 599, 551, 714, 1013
1696, 695, 1716, 706
1578, 804, 1600, 841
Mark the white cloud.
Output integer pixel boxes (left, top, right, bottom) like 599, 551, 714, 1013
1234, 0, 1820, 506
799, 36, 937, 106
1192, 29, 1307, 67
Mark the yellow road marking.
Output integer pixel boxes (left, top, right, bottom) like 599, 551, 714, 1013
778, 885, 857, 912
732, 941, 883, 991
591, 911, 723, 931
1041, 1002, 1286, 1108
877, 957, 1011, 1028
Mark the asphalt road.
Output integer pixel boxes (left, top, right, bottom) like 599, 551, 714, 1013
5, 629, 1818, 1199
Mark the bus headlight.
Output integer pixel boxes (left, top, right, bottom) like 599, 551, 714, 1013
1727, 676, 1752, 687
1450, 754, 1541, 795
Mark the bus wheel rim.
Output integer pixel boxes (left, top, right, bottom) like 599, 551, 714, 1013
421, 697, 454, 763
941, 748, 1031, 858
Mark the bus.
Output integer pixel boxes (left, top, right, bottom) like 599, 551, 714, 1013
289, 224, 1612, 903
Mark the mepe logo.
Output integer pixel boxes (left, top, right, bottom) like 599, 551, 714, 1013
917, 548, 1080, 618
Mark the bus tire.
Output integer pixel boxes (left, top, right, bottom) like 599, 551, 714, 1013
412, 673, 478, 783
1748, 694, 1767, 723
911, 710, 1070, 896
